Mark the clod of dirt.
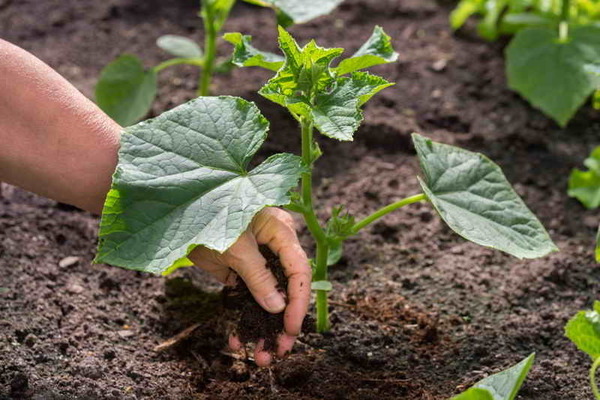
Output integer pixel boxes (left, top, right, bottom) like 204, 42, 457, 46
223, 246, 287, 351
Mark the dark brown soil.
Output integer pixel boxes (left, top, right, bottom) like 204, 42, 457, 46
1, 0, 599, 399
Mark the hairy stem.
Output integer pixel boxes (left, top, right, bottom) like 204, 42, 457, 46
352, 193, 427, 233
199, 11, 217, 96
591, 357, 600, 400
299, 117, 330, 332
153, 58, 204, 73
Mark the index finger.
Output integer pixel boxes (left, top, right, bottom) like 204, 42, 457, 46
253, 211, 312, 336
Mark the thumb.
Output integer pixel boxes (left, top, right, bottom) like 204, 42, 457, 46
227, 233, 286, 314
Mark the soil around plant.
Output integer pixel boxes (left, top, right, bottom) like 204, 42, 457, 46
1, 0, 600, 399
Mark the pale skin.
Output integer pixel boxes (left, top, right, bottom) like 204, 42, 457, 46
0, 39, 311, 367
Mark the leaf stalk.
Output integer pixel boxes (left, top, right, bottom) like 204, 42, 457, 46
199, 4, 218, 96
352, 193, 427, 233
591, 357, 600, 400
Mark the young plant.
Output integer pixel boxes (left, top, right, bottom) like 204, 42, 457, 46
451, 0, 600, 126
567, 146, 600, 261
94, 0, 344, 127
566, 301, 600, 400
451, 354, 535, 400
94, 27, 557, 335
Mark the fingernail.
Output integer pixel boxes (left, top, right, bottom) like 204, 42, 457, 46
263, 292, 286, 313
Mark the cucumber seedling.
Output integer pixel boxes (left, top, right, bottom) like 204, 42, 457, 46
95, 27, 557, 335
451, 0, 600, 126
566, 301, 600, 400
95, 0, 344, 127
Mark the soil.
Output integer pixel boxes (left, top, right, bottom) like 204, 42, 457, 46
1, 0, 599, 399
223, 246, 311, 352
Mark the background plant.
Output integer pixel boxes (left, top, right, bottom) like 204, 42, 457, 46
94, 26, 557, 335
94, 0, 344, 127
451, 0, 600, 126
566, 301, 600, 400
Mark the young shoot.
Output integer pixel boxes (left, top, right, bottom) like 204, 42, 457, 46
229, 26, 557, 331
95, 27, 557, 336
566, 301, 600, 400
95, 0, 344, 127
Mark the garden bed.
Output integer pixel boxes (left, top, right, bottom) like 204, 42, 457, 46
1, 0, 599, 398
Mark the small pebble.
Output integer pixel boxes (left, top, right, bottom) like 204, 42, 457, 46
59, 256, 80, 268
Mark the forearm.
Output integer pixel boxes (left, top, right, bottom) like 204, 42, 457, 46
0, 39, 121, 214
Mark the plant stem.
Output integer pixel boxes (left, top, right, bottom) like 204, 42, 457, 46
153, 58, 204, 73
559, 0, 571, 42
199, 8, 217, 96
352, 193, 427, 233
298, 117, 330, 332
591, 357, 600, 400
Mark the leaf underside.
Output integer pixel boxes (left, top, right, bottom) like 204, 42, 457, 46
506, 26, 600, 126
413, 133, 557, 259
242, 0, 344, 23
156, 35, 203, 58
95, 55, 157, 127
95, 96, 304, 275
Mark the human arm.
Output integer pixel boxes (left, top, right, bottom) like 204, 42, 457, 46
0, 39, 311, 365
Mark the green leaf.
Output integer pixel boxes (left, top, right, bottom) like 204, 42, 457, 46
506, 26, 600, 126
223, 32, 284, 71
327, 241, 343, 266
311, 72, 393, 141
95, 96, 304, 274
450, 0, 485, 30
335, 26, 399, 76
156, 35, 203, 59
413, 133, 557, 259
259, 27, 343, 113
568, 146, 600, 209
499, 12, 557, 34
477, 0, 508, 40
202, 0, 236, 30
452, 388, 495, 400
241, 0, 344, 24
311, 280, 333, 291
95, 55, 157, 127
471, 354, 535, 400
566, 301, 600, 360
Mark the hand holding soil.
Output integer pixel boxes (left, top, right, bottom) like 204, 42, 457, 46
189, 208, 311, 366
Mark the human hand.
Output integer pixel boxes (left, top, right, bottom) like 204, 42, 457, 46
187, 207, 311, 366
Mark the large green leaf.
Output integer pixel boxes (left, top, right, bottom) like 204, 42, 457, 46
95, 96, 304, 274
413, 134, 557, 259
568, 146, 600, 209
223, 32, 284, 71
452, 354, 535, 400
311, 72, 393, 141
506, 26, 600, 126
95, 55, 157, 127
242, 0, 344, 24
156, 35, 203, 58
566, 301, 600, 360
335, 26, 399, 76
